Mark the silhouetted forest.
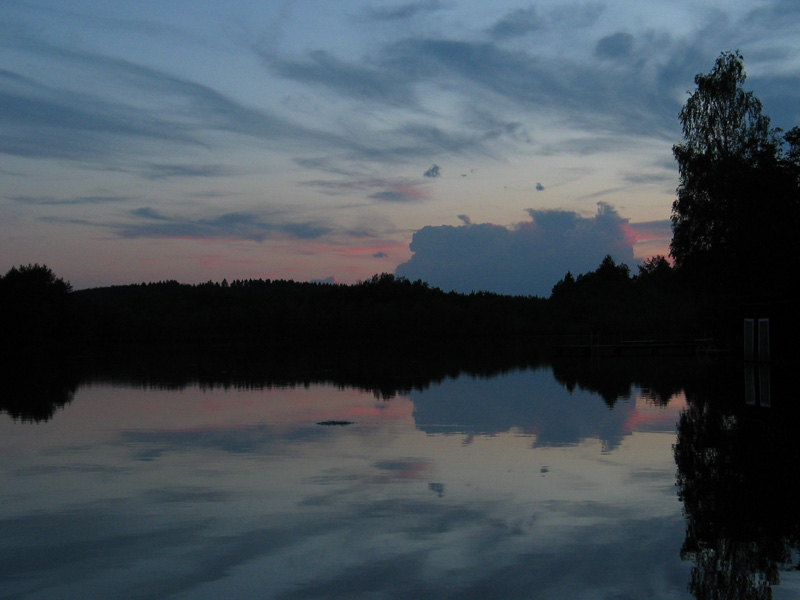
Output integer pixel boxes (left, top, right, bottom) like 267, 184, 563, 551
1, 259, 711, 351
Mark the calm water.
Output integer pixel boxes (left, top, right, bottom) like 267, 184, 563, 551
2, 352, 799, 599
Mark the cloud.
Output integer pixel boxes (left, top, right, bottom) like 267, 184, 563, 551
259, 31, 684, 167
264, 49, 416, 106
395, 202, 636, 296
109, 209, 333, 242
301, 176, 429, 203
311, 276, 337, 284
8, 194, 135, 206
0, 36, 357, 167
595, 32, 635, 59
485, 7, 542, 39
139, 163, 238, 180
130, 207, 169, 220
363, 1, 446, 22
423, 164, 441, 178
368, 184, 429, 203
372, 252, 389, 258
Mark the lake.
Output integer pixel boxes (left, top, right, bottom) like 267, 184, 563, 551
2, 346, 799, 599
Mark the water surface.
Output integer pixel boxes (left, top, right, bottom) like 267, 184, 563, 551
2, 353, 798, 599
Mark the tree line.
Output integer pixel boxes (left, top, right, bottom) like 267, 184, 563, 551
0, 257, 701, 349
2, 51, 797, 352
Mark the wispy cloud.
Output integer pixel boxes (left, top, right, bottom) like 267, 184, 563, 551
139, 163, 239, 180
485, 6, 542, 39
7, 194, 136, 206
110, 209, 334, 242
301, 176, 430, 203
368, 185, 430, 203
363, 1, 446, 22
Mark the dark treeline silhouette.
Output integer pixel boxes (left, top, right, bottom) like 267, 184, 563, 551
0, 263, 72, 347
1, 260, 709, 351
548, 254, 704, 340
0, 249, 709, 347
65, 273, 549, 344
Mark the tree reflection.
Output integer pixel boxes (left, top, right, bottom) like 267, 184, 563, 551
550, 355, 688, 407
1, 357, 80, 422
675, 361, 800, 599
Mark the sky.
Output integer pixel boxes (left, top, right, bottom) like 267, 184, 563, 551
2, 1, 799, 295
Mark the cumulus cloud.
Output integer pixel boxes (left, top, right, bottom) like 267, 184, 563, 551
395, 202, 636, 296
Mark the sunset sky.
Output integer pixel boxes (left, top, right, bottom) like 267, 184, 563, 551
2, 1, 798, 295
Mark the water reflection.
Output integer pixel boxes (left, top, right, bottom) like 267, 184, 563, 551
1, 355, 79, 422
674, 359, 800, 600
3, 345, 800, 599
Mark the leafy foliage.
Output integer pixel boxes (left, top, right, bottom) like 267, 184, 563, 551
671, 51, 800, 297
0, 264, 73, 346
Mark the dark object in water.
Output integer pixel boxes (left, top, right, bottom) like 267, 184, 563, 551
317, 420, 354, 426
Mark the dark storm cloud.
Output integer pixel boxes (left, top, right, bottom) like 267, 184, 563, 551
395, 203, 636, 297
